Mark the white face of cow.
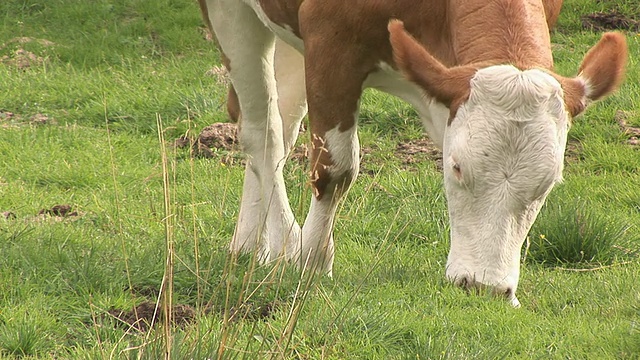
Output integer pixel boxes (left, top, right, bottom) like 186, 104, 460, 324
442, 66, 569, 306
388, 19, 627, 305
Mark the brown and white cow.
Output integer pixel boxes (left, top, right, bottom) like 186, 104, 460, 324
203, 0, 627, 306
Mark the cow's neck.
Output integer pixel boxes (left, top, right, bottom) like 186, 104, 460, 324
447, 0, 553, 69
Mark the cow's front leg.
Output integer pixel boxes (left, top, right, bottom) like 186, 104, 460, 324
296, 124, 360, 276
293, 38, 367, 275
208, 0, 298, 262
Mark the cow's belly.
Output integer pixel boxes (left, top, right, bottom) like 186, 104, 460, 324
364, 63, 448, 149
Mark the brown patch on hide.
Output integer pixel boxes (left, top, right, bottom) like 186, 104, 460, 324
308, 133, 333, 200
257, 0, 303, 37
544, 0, 564, 30
446, 0, 553, 69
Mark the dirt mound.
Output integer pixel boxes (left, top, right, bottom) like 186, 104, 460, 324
107, 301, 196, 332
174, 122, 239, 159
615, 110, 640, 147
196, 123, 238, 151
1, 112, 55, 128
1, 49, 44, 69
2, 211, 16, 220
564, 139, 584, 164
396, 138, 443, 170
582, 10, 640, 31
226, 300, 282, 322
38, 204, 78, 217
0, 37, 54, 69
205, 65, 231, 86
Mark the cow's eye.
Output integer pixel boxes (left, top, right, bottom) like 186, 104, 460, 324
452, 163, 462, 181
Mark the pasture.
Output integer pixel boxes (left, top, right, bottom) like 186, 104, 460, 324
1, 0, 639, 358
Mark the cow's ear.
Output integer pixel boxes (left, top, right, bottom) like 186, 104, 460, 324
560, 32, 627, 117
388, 20, 475, 107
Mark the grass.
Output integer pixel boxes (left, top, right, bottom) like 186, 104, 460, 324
528, 199, 638, 266
1, 0, 639, 358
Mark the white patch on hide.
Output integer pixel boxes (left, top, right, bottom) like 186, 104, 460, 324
323, 124, 360, 178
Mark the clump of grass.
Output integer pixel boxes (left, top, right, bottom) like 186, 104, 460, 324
527, 200, 638, 266
0, 315, 49, 357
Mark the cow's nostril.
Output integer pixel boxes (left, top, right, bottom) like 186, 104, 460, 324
454, 275, 474, 291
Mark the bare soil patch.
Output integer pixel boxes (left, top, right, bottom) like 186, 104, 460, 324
582, 10, 640, 31
1, 111, 55, 128
2, 211, 16, 220
176, 122, 308, 166
179, 123, 447, 173
106, 297, 280, 332
3, 204, 81, 223
107, 301, 196, 332
174, 122, 245, 164
615, 110, 640, 147
565, 139, 584, 164
226, 300, 282, 323
38, 204, 78, 217
205, 65, 231, 86
0, 37, 55, 69
396, 138, 443, 170
0, 49, 45, 69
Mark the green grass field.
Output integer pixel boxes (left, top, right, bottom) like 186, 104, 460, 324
1, 0, 639, 358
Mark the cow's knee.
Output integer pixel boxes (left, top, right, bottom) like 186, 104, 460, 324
309, 125, 360, 201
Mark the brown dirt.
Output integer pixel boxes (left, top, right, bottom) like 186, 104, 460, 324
0, 111, 19, 128
396, 137, 443, 170
615, 110, 640, 147
178, 123, 447, 173
1, 112, 54, 127
38, 204, 78, 217
29, 113, 53, 125
226, 300, 282, 323
205, 65, 231, 86
0, 37, 54, 69
107, 301, 196, 332
196, 123, 238, 151
582, 10, 640, 31
2, 211, 16, 220
0, 37, 55, 49
1, 49, 45, 69
41, 205, 76, 217
176, 122, 309, 166
564, 139, 584, 164
180, 122, 238, 159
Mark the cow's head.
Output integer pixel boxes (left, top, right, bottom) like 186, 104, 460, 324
388, 20, 627, 306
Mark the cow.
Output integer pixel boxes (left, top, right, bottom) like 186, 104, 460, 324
201, 0, 627, 306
